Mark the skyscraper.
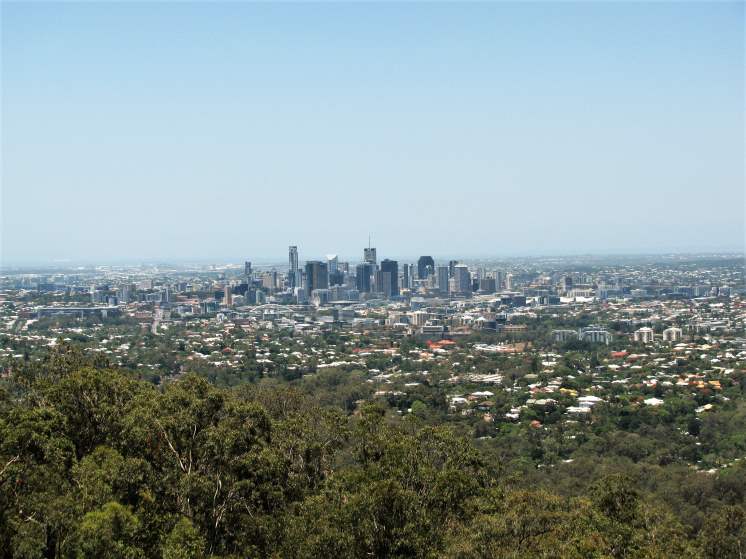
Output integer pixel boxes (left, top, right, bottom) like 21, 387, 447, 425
244, 261, 252, 278
329, 269, 345, 287
478, 277, 496, 294
224, 285, 233, 306
288, 246, 299, 288
453, 264, 471, 294
326, 254, 338, 274
401, 263, 412, 290
380, 259, 399, 297
417, 256, 435, 280
305, 261, 329, 296
118, 285, 129, 303
448, 260, 459, 278
562, 275, 573, 293
355, 263, 372, 293
364, 247, 377, 266
437, 266, 450, 294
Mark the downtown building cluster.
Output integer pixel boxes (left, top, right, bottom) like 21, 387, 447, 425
1, 253, 742, 345
235, 244, 514, 307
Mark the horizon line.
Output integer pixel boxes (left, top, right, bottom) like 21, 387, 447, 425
2, 250, 744, 270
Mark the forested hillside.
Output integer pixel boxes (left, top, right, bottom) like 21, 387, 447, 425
1, 347, 745, 558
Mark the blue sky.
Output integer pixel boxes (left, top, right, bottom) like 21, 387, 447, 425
2, 1, 743, 264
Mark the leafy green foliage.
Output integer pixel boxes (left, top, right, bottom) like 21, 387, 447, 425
0, 365, 742, 558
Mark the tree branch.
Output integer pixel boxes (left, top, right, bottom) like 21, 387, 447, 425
155, 419, 187, 473
0, 455, 20, 479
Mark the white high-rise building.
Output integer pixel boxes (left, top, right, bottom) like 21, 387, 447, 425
580, 327, 612, 345
326, 254, 338, 274
662, 327, 683, 342
553, 329, 579, 343
634, 327, 655, 343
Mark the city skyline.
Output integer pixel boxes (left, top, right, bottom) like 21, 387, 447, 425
2, 2, 744, 263
3, 2, 746, 554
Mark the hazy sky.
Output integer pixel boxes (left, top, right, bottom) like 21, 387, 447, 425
2, 2, 744, 264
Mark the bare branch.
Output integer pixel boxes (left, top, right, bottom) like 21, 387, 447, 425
155, 419, 187, 473
0, 455, 20, 479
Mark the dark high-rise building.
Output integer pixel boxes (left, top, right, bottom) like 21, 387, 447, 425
479, 277, 497, 294
244, 261, 252, 277
417, 256, 435, 280
375, 270, 388, 297
380, 259, 399, 297
355, 263, 372, 293
288, 246, 299, 288
329, 270, 344, 287
437, 266, 450, 293
305, 261, 328, 296
235, 283, 249, 296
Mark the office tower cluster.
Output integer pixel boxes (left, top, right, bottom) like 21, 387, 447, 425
224, 241, 520, 308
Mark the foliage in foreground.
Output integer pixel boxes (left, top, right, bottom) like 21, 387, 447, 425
1, 364, 745, 558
